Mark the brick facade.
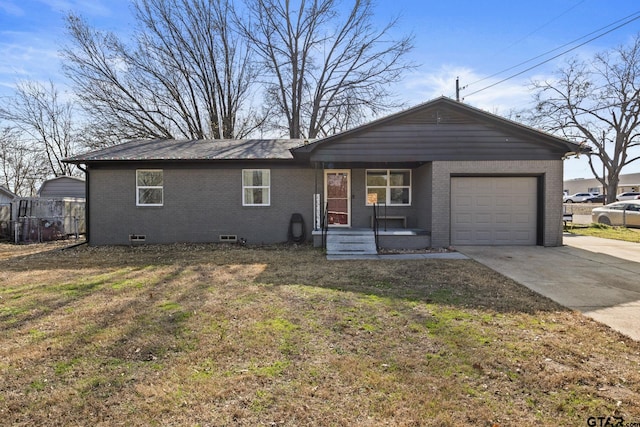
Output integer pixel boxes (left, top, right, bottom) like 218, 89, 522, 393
89, 165, 315, 245
430, 160, 564, 247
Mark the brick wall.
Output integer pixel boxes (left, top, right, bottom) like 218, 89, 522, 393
430, 160, 564, 247
89, 165, 315, 245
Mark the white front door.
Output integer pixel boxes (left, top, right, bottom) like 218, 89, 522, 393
324, 170, 351, 227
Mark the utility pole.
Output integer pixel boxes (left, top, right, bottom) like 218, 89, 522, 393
602, 130, 606, 204
456, 77, 460, 102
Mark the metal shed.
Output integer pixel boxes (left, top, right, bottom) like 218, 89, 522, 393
38, 176, 86, 198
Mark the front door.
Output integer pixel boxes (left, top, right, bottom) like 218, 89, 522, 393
324, 170, 351, 226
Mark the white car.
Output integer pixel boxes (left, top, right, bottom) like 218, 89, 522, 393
563, 192, 596, 203
591, 200, 640, 227
615, 192, 640, 201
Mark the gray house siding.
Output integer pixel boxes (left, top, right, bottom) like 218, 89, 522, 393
89, 164, 315, 245
308, 130, 564, 162
302, 103, 571, 163
413, 163, 433, 230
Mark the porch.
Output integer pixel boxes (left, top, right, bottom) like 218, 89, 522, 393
310, 165, 432, 253
312, 227, 431, 254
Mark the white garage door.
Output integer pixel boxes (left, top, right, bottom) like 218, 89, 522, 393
451, 177, 537, 245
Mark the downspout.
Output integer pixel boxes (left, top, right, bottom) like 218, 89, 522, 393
77, 164, 89, 244
314, 162, 319, 232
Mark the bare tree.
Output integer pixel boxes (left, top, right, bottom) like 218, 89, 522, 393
531, 35, 640, 203
62, 0, 263, 145
239, 0, 415, 139
0, 80, 77, 178
0, 127, 49, 196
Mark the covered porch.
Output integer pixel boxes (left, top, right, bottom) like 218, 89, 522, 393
312, 227, 431, 254
309, 163, 433, 253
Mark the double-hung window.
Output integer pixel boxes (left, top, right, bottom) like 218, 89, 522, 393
366, 169, 411, 206
136, 169, 163, 206
243, 169, 270, 206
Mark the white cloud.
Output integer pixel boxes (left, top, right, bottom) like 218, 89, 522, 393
36, 0, 111, 17
0, 35, 65, 97
0, 1, 24, 16
400, 65, 537, 116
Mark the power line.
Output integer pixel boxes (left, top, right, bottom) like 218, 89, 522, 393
463, 10, 640, 99
467, 9, 640, 89
469, 0, 589, 87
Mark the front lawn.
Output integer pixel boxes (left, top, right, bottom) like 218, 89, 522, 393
567, 223, 640, 243
1, 243, 638, 426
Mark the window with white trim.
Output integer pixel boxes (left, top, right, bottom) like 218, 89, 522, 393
366, 169, 411, 206
243, 169, 270, 206
136, 170, 163, 206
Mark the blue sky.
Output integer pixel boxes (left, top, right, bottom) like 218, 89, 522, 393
1, 0, 639, 179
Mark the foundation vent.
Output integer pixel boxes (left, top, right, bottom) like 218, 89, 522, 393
219, 235, 238, 243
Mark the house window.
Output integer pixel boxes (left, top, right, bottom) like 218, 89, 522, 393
243, 169, 270, 206
136, 169, 163, 206
366, 169, 411, 206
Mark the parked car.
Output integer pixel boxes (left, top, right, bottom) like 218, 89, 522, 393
616, 192, 640, 201
563, 192, 597, 203
591, 200, 640, 227
583, 194, 604, 203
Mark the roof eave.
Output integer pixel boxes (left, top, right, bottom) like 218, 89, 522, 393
292, 96, 585, 155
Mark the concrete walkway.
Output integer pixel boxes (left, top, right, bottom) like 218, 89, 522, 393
326, 252, 468, 261
458, 234, 640, 341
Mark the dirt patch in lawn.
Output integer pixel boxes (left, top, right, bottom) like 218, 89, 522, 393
1, 243, 639, 426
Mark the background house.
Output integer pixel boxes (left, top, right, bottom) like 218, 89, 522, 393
564, 172, 640, 196
0, 186, 16, 240
64, 97, 583, 248
0, 185, 16, 205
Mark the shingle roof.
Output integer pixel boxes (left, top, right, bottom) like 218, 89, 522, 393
64, 138, 309, 163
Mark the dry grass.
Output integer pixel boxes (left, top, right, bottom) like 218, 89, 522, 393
568, 224, 640, 243
1, 242, 639, 426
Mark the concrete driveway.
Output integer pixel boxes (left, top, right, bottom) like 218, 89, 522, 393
458, 234, 640, 341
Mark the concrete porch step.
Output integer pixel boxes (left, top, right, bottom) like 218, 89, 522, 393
326, 229, 377, 255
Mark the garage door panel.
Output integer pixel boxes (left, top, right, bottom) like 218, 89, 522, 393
454, 212, 472, 224
475, 180, 493, 191
515, 214, 534, 225
474, 231, 492, 243
494, 213, 512, 224
514, 231, 534, 240
451, 177, 537, 245
476, 213, 491, 224
454, 199, 472, 210
454, 230, 473, 242
495, 230, 511, 239
495, 196, 512, 207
